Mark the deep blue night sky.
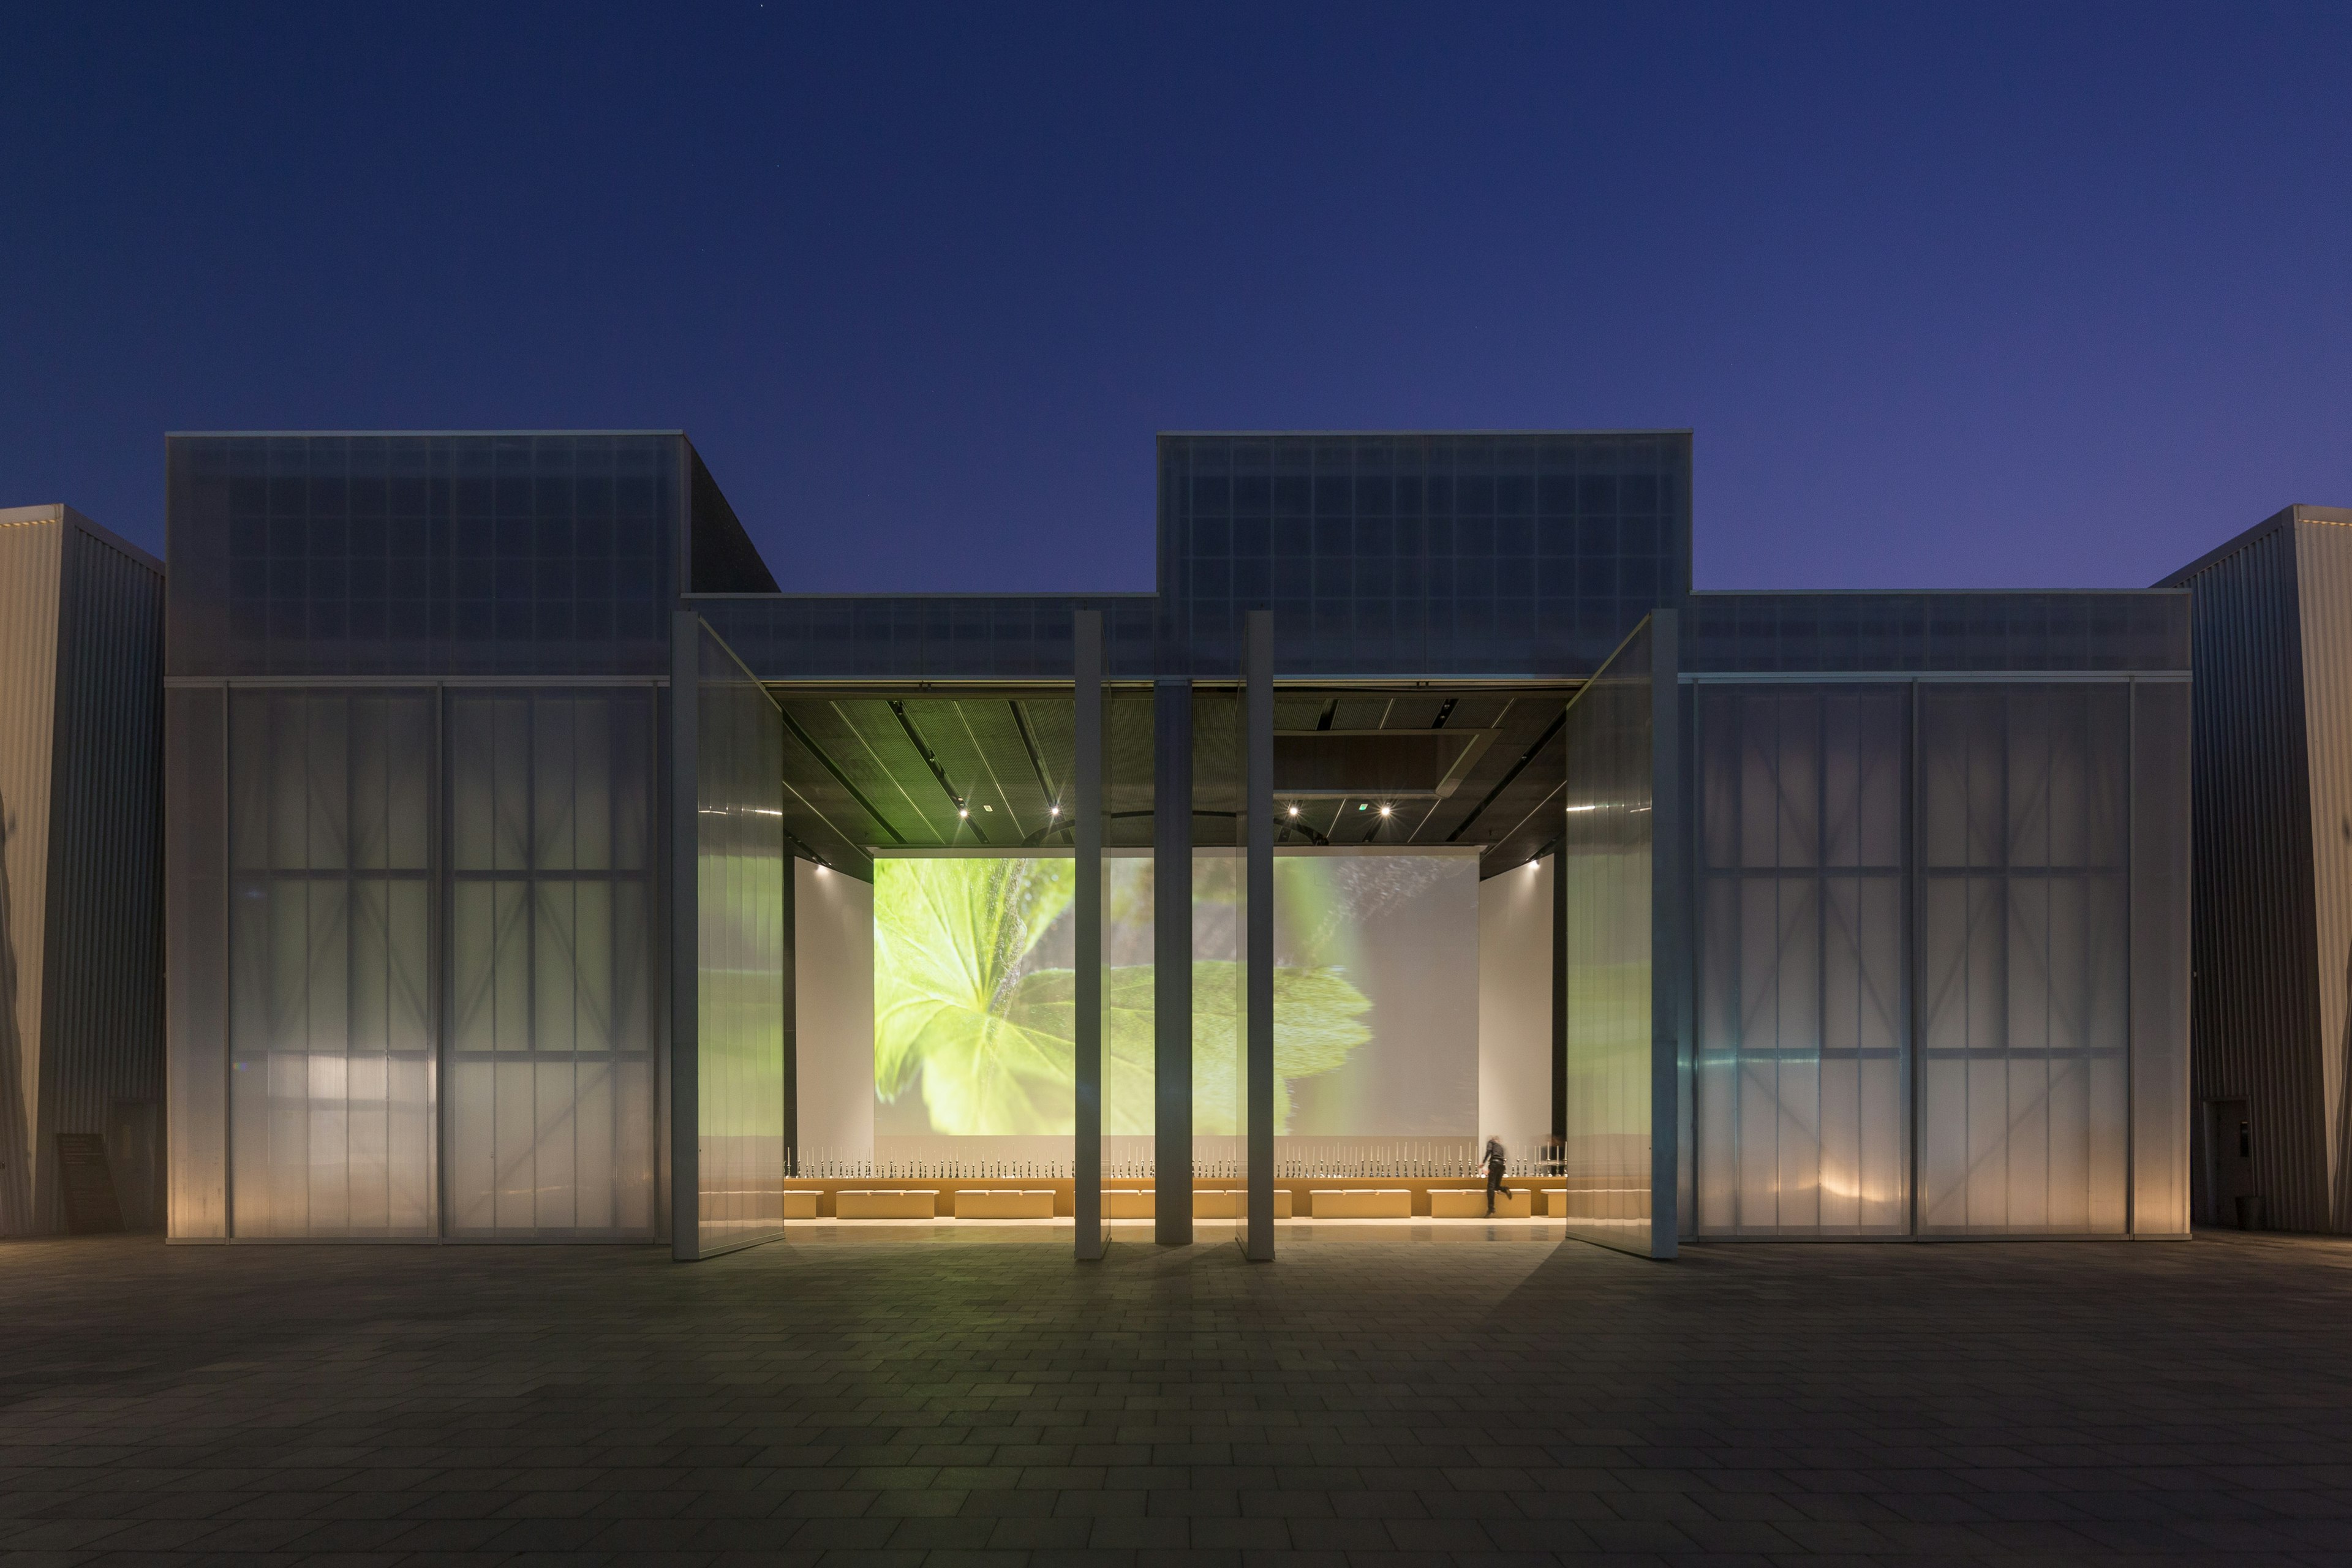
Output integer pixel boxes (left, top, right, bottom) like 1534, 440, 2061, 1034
4, 2, 2346, 592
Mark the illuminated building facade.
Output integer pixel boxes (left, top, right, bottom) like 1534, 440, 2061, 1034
157, 431, 2195, 1256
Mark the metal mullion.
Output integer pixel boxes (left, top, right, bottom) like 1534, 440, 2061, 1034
430, 684, 445, 1241
1814, 689, 1831, 1237
2124, 678, 2136, 1234
1906, 680, 1920, 1239
1997, 687, 2013, 1234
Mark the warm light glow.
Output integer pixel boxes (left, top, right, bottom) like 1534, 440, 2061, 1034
1378, 804, 1393, 818
958, 808, 970, 818
1287, 804, 1300, 816
1050, 805, 1060, 816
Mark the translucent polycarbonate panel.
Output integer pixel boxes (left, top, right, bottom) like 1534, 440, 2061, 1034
696, 625, 788, 1252
165, 433, 678, 679
1696, 687, 1909, 1235
2130, 679, 2192, 1235
1559, 620, 1656, 1252
1158, 433, 1692, 678
446, 690, 657, 1237
166, 686, 229, 1238
1918, 685, 2130, 1235
227, 690, 436, 1238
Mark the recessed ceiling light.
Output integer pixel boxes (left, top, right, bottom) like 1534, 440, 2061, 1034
1379, 804, 1393, 817
958, 808, 970, 819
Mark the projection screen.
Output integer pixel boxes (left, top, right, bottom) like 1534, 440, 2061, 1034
870, 850, 1479, 1140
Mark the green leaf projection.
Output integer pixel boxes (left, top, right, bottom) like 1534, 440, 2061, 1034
872, 856, 1374, 1137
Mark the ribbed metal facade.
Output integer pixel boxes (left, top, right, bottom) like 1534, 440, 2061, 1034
36, 523, 167, 1231
0, 509, 66, 1235
0, 506, 166, 1234
2291, 520, 2352, 1230
2165, 506, 2352, 1233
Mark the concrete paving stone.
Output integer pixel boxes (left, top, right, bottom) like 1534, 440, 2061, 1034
2, 1232, 2351, 1564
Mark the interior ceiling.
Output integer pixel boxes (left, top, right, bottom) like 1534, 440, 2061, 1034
771, 684, 1577, 881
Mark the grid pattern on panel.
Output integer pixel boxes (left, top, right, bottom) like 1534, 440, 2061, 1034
1917, 685, 2132, 1235
696, 626, 788, 1250
446, 691, 658, 1239
167, 435, 677, 677
1557, 622, 1656, 1246
226, 690, 437, 1238
1696, 687, 1909, 1236
1160, 434, 1690, 678
1683, 593, 2192, 674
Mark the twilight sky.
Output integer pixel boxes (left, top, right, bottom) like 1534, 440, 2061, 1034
3, 2, 2346, 591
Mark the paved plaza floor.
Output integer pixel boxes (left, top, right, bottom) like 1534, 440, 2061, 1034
2, 1226, 2348, 1566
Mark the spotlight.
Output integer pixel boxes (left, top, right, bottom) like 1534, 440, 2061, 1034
1378, 804, 1392, 818
958, 808, 970, 819
1050, 804, 1061, 816
1287, 804, 1299, 817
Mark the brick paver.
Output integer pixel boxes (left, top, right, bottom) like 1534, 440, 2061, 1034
1, 1226, 2347, 1565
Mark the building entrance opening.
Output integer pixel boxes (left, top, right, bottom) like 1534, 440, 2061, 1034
769, 676, 1589, 1245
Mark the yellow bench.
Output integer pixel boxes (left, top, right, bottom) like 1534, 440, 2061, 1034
1190, 1189, 1295, 1218
1429, 1188, 1534, 1218
782, 1190, 820, 1219
835, 1189, 937, 1219
1105, 1189, 1155, 1218
1308, 1189, 1412, 1219
952, 1189, 1056, 1219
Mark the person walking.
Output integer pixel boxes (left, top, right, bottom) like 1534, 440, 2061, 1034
1483, 1135, 1512, 1216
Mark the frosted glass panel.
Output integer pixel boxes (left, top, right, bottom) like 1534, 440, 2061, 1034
1697, 687, 1907, 1236
695, 625, 788, 1253
2131, 680, 2192, 1235
447, 690, 658, 1238
1918, 685, 2129, 1235
167, 687, 228, 1238
1559, 620, 1657, 1253
227, 690, 436, 1238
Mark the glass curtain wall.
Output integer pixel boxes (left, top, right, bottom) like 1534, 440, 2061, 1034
693, 624, 787, 1253
1559, 620, 1659, 1253
227, 690, 436, 1237
1697, 687, 1909, 1235
1918, 685, 2130, 1235
446, 690, 658, 1237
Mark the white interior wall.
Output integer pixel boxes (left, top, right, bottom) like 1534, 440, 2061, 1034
794, 860, 874, 1166
1478, 855, 1554, 1162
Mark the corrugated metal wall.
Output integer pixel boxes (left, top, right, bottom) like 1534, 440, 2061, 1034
0, 509, 64, 1235
2170, 518, 2330, 1231
33, 521, 166, 1231
2291, 514, 2352, 1231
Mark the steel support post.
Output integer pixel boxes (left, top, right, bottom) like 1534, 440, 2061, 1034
1153, 677, 1193, 1244
1243, 610, 1275, 1261
1073, 612, 1106, 1261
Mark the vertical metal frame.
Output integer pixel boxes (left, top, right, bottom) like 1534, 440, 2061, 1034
667, 612, 702, 1260
1243, 611, 1275, 1262
1648, 609, 1683, 1260
1073, 612, 1106, 1261
1153, 677, 1193, 1245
